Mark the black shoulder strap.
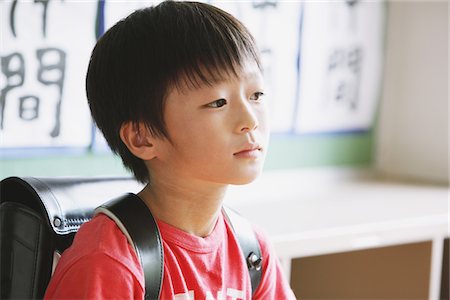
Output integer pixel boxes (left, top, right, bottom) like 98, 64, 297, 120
95, 193, 163, 300
223, 206, 263, 296
95, 194, 262, 299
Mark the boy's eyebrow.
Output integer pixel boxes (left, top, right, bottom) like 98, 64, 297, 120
200, 70, 263, 88
175, 61, 263, 92
213, 67, 263, 83
241, 70, 263, 81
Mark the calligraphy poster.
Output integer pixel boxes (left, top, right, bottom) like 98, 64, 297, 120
1, 0, 386, 155
295, 1, 385, 134
1, 1, 96, 149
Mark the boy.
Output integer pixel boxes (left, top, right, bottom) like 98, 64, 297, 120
45, 1, 296, 299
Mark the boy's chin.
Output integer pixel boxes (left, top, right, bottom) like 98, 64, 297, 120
229, 171, 262, 186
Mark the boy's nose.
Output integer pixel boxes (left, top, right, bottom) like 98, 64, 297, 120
236, 101, 259, 133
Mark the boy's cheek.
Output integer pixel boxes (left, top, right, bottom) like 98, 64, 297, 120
259, 110, 271, 139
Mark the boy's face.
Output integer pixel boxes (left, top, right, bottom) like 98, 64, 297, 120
151, 60, 269, 186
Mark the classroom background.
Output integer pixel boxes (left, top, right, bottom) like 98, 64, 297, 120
1, 1, 448, 299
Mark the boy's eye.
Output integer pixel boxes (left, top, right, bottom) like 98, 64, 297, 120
207, 98, 227, 108
250, 92, 265, 101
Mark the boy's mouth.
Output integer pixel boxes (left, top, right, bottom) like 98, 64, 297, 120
233, 144, 262, 157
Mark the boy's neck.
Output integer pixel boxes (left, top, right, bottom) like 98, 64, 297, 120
138, 178, 228, 238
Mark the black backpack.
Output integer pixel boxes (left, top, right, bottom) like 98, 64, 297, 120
0, 176, 262, 299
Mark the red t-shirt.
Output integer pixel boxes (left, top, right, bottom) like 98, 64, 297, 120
45, 212, 296, 299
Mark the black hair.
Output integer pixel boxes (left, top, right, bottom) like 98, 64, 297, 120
86, 1, 261, 183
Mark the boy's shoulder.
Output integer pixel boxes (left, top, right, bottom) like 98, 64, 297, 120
57, 214, 142, 276
45, 214, 145, 298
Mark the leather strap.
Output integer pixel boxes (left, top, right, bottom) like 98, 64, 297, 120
223, 206, 262, 296
95, 194, 163, 300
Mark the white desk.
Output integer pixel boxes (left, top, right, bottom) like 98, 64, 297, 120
224, 168, 449, 300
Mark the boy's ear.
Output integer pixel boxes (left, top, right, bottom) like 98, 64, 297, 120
120, 121, 157, 160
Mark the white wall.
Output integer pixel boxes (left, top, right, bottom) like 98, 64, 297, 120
376, 1, 448, 184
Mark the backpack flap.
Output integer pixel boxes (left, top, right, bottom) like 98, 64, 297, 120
0, 176, 143, 299
0, 177, 143, 251
0, 201, 54, 299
